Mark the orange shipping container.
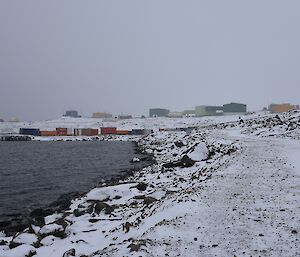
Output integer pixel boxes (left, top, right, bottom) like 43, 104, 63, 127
90, 128, 99, 136
56, 128, 68, 136
40, 131, 58, 136
56, 128, 67, 132
81, 128, 99, 136
116, 130, 130, 135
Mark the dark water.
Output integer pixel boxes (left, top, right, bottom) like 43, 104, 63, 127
0, 141, 149, 221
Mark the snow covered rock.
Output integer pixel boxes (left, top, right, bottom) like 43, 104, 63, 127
12, 233, 38, 246
131, 157, 141, 163
86, 183, 138, 204
94, 201, 114, 215
3, 244, 36, 257
39, 219, 68, 239
187, 142, 208, 161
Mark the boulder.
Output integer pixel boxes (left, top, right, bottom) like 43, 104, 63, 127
62, 248, 75, 257
144, 196, 157, 205
180, 155, 196, 167
135, 182, 147, 191
162, 155, 196, 169
39, 219, 68, 239
174, 141, 185, 148
94, 202, 114, 215
73, 209, 86, 217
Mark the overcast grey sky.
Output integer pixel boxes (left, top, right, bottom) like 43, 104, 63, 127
0, 1, 299, 121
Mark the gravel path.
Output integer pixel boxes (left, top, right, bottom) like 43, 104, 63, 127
190, 132, 299, 256
143, 131, 300, 257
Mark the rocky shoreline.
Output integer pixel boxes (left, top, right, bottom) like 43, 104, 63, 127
1, 125, 238, 256
1, 111, 299, 256
0, 141, 154, 237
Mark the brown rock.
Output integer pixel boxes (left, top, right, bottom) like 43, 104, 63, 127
144, 196, 157, 205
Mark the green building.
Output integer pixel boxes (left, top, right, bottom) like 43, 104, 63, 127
223, 102, 247, 113
149, 108, 170, 117
195, 102, 247, 116
183, 110, 196, 117
195, 105, 223, 116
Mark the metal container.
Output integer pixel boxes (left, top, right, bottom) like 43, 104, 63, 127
143, 129, 153, 135
40, 131, 58, 136
131, 129, 145, 135
74, 128, 82, 136
116, 130, 130, 135
80, 128, 99, 136
56, 128, 68, 136
81, 128, 90, 136
101, 127, 117, 135
73, 128, 99, 136
90, 129, 99, 136
19, 128, 40, 136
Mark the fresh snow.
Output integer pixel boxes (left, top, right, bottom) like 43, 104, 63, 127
86, 183, 138, 203
0, 111, 299, 257
187, 142, 208, 161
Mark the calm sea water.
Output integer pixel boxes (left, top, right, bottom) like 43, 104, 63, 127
0, 141, 148, 221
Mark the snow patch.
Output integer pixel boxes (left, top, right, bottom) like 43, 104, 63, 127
187, 142, 208, 161
86, 183, 138, 202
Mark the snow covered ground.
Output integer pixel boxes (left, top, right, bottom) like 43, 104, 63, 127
0, 111, 299, 257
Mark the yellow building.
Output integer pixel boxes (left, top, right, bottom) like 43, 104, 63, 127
92, 112, 113, 118
269, 103, 298, 113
